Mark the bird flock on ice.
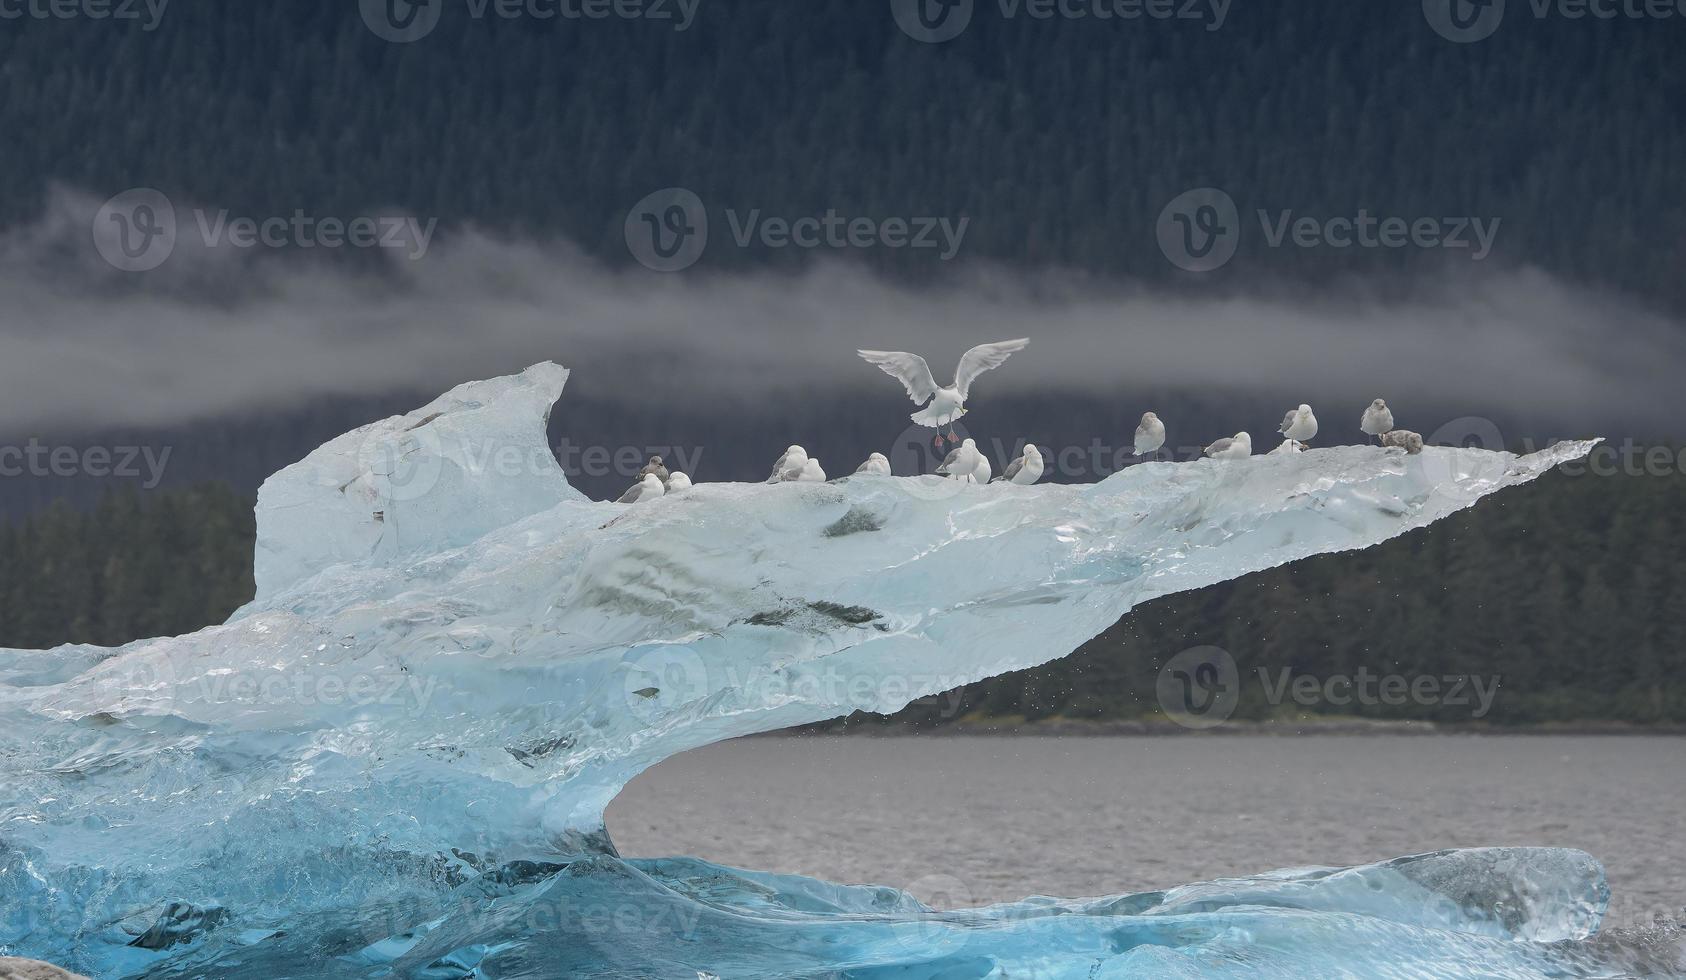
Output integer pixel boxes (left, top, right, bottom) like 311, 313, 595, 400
614, 339, 1423, 503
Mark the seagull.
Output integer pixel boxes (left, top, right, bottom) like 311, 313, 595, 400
1134, 412, 1166, 458
1381, 430, 1425, 454
796, 458, 827, 482
855, 453, 891, 476
767, 446, 808, 483
936, 438, 985, 482
994, 444, 1045, 485
1279, 405, 1318, 444
1268, 439, 1304, 456
1204, 432, 1253, 459
665, 472, 692, 492
639, 455, 670, 482
616, 473, 665, 504
1361, 399, 1395, 443
858, 339, 1030, 446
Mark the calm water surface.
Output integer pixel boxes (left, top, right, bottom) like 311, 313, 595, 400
609, 735, 1684, 932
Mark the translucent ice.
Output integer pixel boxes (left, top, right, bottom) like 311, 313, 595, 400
0, 364, 1640, 978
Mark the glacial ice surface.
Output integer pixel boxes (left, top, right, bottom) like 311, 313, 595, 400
1, 363, 1654, 978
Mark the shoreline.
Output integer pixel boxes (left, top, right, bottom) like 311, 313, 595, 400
782, 718, 1686, 738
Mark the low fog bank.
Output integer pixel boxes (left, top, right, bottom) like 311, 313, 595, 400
3, 189, 1682, 445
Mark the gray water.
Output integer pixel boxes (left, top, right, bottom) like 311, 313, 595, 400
609, 735, 1685, 933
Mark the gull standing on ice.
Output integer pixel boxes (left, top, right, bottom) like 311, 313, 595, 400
936, 438, 986, 482
994, 444, 1045, 485
1279, 405, 1318, 445
1204, 432, 1253, 459
767, 446, 808, 483
639, 455, 670, 482
858, 339, 1031, 445
664, 472, 692, 492
796, 458, 827, 482
855, 453, 892, 476
1361, 399, 1395, 443
616, 473, 666, 504
1134, 412, 1166, 458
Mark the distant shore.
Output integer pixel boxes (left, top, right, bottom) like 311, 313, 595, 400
788, 717, 1686, 737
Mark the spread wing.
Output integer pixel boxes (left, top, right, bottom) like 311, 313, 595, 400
953, 338, 1029, 400
858, 350, 939, 405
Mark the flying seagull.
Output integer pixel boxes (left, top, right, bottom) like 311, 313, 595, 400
858, 339, 1030, 445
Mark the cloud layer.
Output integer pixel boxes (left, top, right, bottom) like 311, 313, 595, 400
3, 188, 1682, 439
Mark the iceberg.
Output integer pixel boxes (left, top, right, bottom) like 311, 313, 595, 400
0, 363, 1643, 978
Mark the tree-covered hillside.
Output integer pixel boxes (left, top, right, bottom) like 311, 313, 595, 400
0, 484, 253, 648
2, 0, 1682, 304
